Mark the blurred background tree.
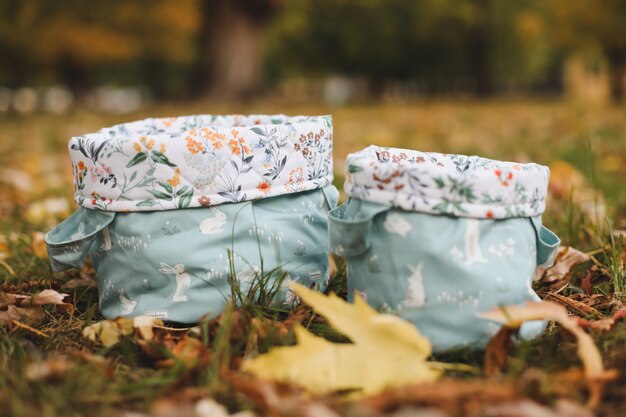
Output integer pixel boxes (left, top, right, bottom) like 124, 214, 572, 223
265, 0, 560, 97
194, 0, 283, 98
0, 0, 199, 97
0, 0, 624, 102
549, 0, 626, 102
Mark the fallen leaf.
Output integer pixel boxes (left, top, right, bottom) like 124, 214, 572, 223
134, 315, 157, 340
227, 372, 336, 417
31, 289, 69, 305
536, 246, 590, 283
195, 398, 230, 417
481, 301, 618, 407
575, 308, 626, 332
242, 282, 441, 396
0, 289, 71, 324
83, 316, 164, 347
484, 326, 516, 376
363, 378, 520, 415
170, 337, 210, 367
1, 305, 45, 325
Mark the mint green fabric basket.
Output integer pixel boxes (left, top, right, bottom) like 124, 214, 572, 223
45, 114, 338, 322
329, 146, 560, 351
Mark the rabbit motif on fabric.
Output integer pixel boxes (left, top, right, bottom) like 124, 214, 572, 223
199, 208, 228, 234
236, 265, 261, 289
402, 262, 426, 308
383, 213, 412, 236
464, 219, 487, 266
159, 263, 191, 302
119, 289, 137, 315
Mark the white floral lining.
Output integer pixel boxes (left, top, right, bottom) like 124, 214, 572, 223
344, 145, 550, 219
69, 114, 333, 211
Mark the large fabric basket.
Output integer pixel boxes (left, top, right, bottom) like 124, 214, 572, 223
45, 114, 338, 322
329, 146, 560, 351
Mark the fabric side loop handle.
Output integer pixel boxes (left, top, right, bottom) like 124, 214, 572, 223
328, 199, 390, 257
530, 217, 561, 268
45, 208, 115, 272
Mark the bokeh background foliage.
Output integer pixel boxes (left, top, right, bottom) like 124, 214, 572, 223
2, 2, 626, 417
1, 0, 626, 102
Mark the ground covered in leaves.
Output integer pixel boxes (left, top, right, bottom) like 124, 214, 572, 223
1, 100, 625, 417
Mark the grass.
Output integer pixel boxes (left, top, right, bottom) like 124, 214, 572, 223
0, 99, 625, 416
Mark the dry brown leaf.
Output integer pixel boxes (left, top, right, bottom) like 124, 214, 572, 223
363, 378, 520, 415
31, 289, 69, 305
0, 289, 71, 325
0, 305, 45, 324
537, 246, 590, 283
481, 301, 618, 408
575, 309, 626, 332
484, 326, 516, 376
170, 337, 210, 367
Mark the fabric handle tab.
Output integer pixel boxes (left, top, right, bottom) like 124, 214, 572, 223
327, 199, 391, 257
530, 216, 561, 268
44, 208, 116, 272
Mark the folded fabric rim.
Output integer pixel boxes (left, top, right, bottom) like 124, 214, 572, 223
344, 145, 550, 219
69, 114, 333, 212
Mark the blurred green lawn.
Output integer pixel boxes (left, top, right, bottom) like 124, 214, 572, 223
1, 99, 624, 222
1, 99, 626, 416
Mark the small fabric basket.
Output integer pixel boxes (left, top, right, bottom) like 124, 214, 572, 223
329, 145, 560, 351
46, 114, 338, 322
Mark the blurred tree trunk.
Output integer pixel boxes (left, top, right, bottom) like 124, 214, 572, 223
606, 48, 626, 103
468, 0, 493, 98
468, 29, 493, 97
194, 0, 281, 99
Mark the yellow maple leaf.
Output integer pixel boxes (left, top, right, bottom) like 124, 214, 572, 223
242, 282, 441, 396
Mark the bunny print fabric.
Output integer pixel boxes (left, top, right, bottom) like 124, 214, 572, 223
45, 114, 339, 322
47, 185, 338, 322
329, 147, 560, 352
